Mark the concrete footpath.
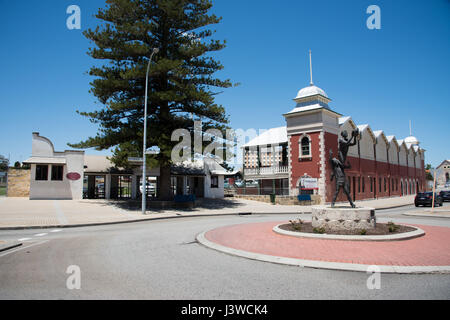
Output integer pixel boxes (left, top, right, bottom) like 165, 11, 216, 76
0, 195, 415, 230
403, 206, 450, 218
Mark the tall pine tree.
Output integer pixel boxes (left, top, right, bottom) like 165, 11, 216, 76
70, 0, 234, 200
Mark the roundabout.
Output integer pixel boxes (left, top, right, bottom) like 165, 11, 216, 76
272, 222, 425, 241
197, 220, 450, 274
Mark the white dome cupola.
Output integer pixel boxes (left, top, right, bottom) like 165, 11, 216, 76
293, 50, 331, 106
295, 84, 329, 100
405, 120, 420, 147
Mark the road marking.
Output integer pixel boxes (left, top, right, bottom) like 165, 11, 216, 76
50, 229, 62, 233
53, 201, 68, 225
18, 238, 32, 241
0, 240, 49, 258
34, 233, 48, 237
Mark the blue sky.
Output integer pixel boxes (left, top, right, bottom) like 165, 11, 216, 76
0, 0, 449, 167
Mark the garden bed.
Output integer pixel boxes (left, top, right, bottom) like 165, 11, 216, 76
279, 221, 415, 236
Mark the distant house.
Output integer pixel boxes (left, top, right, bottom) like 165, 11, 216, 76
22, 132, 233, 200
436, 160, 450, 188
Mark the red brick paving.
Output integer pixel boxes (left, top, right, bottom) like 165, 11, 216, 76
205, 221, 450, 266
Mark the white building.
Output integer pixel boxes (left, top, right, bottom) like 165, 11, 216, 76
23, 132, 230, 200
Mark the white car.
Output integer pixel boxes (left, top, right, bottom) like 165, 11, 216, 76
140, 183, 156, 195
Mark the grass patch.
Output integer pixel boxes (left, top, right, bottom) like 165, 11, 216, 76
0, 186, 6, 196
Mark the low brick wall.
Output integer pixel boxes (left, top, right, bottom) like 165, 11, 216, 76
235, 194, 321, 205
7, 168, 30, 197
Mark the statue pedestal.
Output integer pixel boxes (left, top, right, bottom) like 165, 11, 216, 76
311, 206, 376, 232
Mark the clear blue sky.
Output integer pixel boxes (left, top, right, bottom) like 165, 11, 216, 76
0, 0, 449, 167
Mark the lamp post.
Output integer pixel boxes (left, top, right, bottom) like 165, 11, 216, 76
142, 48, 159, 215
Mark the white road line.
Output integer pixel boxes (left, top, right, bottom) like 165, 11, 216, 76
18, 238, 32, 241
0, 240, 49, 258
53, 201, 68, 225
50, 229, 62, 233
34, 233, 48, 237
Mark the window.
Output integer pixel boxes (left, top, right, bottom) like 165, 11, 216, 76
384, 178, 387, 192
379, 177, 382, 193
358, 177, 361, 193
370, 177, 373, 193
171, 176, 177, 195
362, 177, 365, 193
51, 165, 64, 181
36, 165, 48, 181
211, 175, 219, 188
299, 136, 311, 158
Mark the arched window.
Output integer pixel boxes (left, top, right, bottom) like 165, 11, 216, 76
299, 135, 311, 158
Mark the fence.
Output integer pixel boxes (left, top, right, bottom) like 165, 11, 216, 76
232, 186, 290, 196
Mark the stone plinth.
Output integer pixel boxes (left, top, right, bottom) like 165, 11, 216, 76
311, 205, 376, 232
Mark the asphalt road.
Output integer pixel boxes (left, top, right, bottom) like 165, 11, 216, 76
0, 203, 449, 300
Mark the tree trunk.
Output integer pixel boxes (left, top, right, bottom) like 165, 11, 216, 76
159, 165, 172, 200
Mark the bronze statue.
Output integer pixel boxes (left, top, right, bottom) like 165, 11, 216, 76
338, 129, 359, 164
329, 128, 359, 208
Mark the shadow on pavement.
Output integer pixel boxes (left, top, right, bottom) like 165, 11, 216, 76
79, 197, 245, 213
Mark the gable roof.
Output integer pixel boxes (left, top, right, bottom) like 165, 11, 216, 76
437, 160, 450, 169
242, 126, 288, 148
357, 124, 376, 142
338, 116, 357, 130
373, 130, 389, 145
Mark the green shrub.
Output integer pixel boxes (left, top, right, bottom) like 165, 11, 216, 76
289, 218, 303, 231
387, 221, 399, 233
313, 227, 326, 234
360, 229, 367, 235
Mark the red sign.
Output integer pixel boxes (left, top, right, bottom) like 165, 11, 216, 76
66, 172, 81, 181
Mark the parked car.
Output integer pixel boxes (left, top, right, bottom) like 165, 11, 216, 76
234, 180, 245, 187
140, 182, 156, 195
414, 192, 443, 207
439, 190, 450, 202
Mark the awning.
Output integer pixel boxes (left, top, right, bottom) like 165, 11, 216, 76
23, 157, 66, 164
210, 169, 239, 176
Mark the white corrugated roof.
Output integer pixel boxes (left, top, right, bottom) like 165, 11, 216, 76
23, 157, 66, 164
285, 104, 326, 115
339, 116, 351, 125
84, 155, 114, 173
386, 135, 395, 142
242, 126, 287, 147
357, 124, 369, 131
373, 130, 383, 137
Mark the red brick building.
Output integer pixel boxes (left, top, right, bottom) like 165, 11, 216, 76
243, 82, 425, 204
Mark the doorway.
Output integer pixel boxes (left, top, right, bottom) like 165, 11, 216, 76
84, 175, 105, 199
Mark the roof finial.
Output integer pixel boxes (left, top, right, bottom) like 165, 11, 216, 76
309, 49, 313, 86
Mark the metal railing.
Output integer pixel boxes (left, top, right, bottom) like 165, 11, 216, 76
244, 166, 289, 176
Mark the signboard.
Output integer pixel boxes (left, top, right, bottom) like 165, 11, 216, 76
300, 178, 318, 189
66, 172, 81, 181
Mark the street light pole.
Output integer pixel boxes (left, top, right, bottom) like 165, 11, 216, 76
142, 48, 159, 215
